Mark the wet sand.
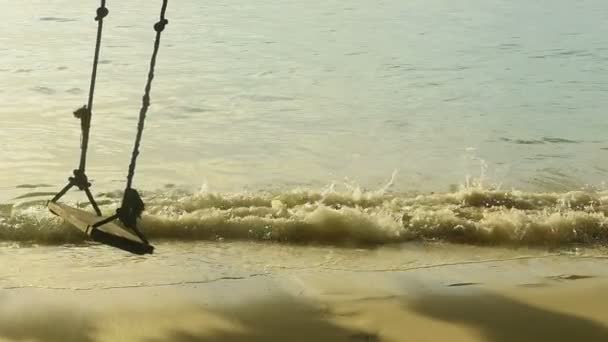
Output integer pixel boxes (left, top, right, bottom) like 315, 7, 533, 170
1, 245, 607, 342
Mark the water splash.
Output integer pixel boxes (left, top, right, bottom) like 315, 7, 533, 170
2, 177, 608, 247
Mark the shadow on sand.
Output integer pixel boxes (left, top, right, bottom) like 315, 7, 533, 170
0, 292, 375, 342
408, 290, 608, 342
147, 295, 378, 342
0, 303, 95, 342
6, 289, 604, 341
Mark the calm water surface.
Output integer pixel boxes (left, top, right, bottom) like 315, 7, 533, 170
2, 0, 608, 201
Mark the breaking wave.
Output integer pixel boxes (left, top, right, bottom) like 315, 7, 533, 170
2, 180, 608, 248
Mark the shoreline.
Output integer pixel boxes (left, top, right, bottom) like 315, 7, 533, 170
2, 247, 608, 341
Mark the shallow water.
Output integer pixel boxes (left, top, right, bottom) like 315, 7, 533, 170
3, 186, 608, 249
2, 240, 606, 291
2, 1, 608, 253
2, 0, 608, 198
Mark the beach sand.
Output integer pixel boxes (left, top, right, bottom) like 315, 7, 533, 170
1, 243, 607, 341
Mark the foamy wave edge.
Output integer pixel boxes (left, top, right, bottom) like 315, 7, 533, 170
2, 186, 608, 247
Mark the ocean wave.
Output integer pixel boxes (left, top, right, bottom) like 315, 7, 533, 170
1, 185, 608, 247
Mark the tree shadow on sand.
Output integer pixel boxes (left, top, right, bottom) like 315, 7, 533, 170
0, 302, 95, 342
147, 295, 379, 342
408, 291, 608, 342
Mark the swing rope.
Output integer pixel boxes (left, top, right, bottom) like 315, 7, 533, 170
51, 0, 169, 244
114, 0, 169, 238
51, 0, 108, 217
125, 1, 168, 193
80, 1, 109, 172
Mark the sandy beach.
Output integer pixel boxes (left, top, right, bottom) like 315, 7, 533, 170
2, 242, 607, 342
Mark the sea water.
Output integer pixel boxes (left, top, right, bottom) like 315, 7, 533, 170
1, 0, 608, 251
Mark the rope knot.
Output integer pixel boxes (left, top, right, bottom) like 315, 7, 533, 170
95, 7, 109, 21
117, 188, 145, 229
154, 19, 169, 32
73, 105, 90, 120
69, 169, 91, 190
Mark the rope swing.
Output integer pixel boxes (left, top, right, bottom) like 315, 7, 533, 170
51, 0, 170, 243
50, 0, 110, 216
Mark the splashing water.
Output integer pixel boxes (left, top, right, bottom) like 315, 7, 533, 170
3, 173, 608, 248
